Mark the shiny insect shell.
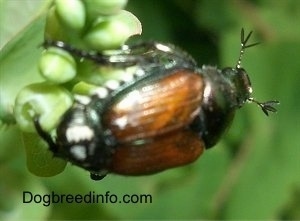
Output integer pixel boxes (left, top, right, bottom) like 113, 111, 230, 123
35, 29, 279, 180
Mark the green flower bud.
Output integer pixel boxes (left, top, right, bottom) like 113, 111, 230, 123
39, 47, 77, 83
14, 83, 73, 132
44, 6, 69, 41
84, 19, 127, 50
22, 132, 67, 177
72, 81, 99, 96
84, 0, 128, 15
84, 10, 142, 50
55, 0, 86, 31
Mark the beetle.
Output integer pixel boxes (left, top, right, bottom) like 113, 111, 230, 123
34, 29, 279, 180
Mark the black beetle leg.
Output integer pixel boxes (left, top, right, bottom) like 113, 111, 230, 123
42, 40, 141, 66
33, 116, 58, 153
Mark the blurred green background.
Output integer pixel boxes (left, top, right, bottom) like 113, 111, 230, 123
0, 0, 299, 220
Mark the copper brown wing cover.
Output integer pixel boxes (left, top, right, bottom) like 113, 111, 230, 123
103, 69, 204, 143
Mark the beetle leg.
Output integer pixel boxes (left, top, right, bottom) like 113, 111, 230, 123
42, 40, 141, 66
33, 116, 58, 153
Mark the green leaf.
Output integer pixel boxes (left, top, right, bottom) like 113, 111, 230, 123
0, 16, 46, 125
22, 132, 67, 177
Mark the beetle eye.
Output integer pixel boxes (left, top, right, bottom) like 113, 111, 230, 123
236, 68, 252, 93
220, 67, 252, 106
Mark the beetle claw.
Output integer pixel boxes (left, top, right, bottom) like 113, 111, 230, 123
90, 172, 107, 181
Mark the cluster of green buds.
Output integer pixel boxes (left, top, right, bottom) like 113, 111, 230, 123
13, 0, 142, 176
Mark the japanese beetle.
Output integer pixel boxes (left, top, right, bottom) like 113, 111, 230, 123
34, 29, 279, 180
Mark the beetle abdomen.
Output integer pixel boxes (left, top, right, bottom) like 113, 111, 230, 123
103, 69, 204, 142
110, 130, 204, 175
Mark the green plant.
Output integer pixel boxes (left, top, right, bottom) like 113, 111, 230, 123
1, 0, 299, 220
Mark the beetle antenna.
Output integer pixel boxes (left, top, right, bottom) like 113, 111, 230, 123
248, 98, 280, 116
236, 28, 260, 69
